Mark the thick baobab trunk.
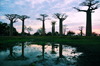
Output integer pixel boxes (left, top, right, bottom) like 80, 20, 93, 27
22, 20, 24, 37
59, 44, 63, 58
59, 19, 63, 36
22, 42, 24, 57
42, 44, 45, 60
86, 10, 92, 36
52, 43, 55, 52
42, 19, 45, 36
10, 20, 13, 36
52, 25, 55, 36
81, 30, 82, 36
10, 46, 13, 56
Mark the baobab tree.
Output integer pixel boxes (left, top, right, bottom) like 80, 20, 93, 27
18, 15, 30, 37
53, 13, 68, 36
51, 21, 56, 36
5, 14, 19, 36
37, 14, 49, 36
79, 26, 84, 36
73, 0, 100, 36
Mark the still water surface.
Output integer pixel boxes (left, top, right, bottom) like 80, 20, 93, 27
0, 42, 82, 66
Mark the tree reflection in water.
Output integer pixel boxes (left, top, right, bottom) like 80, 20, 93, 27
51, 43, 57, 54
55, 44, 68, 64
5, 42, 29, 61
5, 46, 16, 61
17, 42, 29, 60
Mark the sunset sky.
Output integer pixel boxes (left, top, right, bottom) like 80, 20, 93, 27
0, 0, 100, 35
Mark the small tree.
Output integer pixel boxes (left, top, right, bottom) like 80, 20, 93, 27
34, 32, 40, 36
51, 21, 56, 36
25, 26, 33, 35
67, 31, 75, 36
37, 28, 43, 35
79, 26, 84, 36
73, 0, 100, 36
53, 13, 68, 36
92, 32, 98, 36
18, 15, 30, 37
46, 32, 52, 36
37, 14, 49, 36
5, 14, 19, 36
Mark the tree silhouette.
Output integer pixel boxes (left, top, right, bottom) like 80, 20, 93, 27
25, 26, 33, 35
79, 26, 84, 36
42, 44, 45, 60
53, 13, 68, 36
37, 27, 43, 35
5, 14, 19, 36
18, 15, 30, 37
37, 14, 49, 36
0, 22, 9, 36
73, 0, 100, 36
59, 44, 63, 58
46, 32, 52, 36
51, 43, 56, 54
5, 46, 16, 60
92, 32, 98, 36
67, 31, 75, 36
51, 21, 56, 36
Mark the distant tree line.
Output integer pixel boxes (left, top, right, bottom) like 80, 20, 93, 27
0, 21, 32, 36
0, 21, 99, 36
0, 21, 18, 36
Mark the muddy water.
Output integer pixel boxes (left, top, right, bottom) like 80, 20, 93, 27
0, 42, 82, 66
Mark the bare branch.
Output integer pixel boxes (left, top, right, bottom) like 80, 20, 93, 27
40, 14, 48, 17
79, 0, 99, 8
79, 26, 84, 31
62, 15, 68, 20
73, 7, 87, 12
5, 14, 11, 20
5, 14, 19, 22
37, 14, 48, 21
53, 13, 68, 21
73, 7, 80, 11
18, 15, 30, 21
13, 18, 18, 23
91, 4, 100, 10
80, 2, 89, 6
36, 18, 43, 21
91, 1, 99, 6
54, 13, 61, 19
61, 13, 66, 18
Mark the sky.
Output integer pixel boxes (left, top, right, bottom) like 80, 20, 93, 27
0, 0, 100, 35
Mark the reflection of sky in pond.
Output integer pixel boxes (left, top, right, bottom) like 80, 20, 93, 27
0, 43, 82, 66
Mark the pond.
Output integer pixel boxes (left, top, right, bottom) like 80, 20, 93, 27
0, 42, 82, 66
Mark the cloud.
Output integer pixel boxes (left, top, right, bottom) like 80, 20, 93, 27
15, 0, 25, 5
0, 16, 5, 19
52, 0, 57, 2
